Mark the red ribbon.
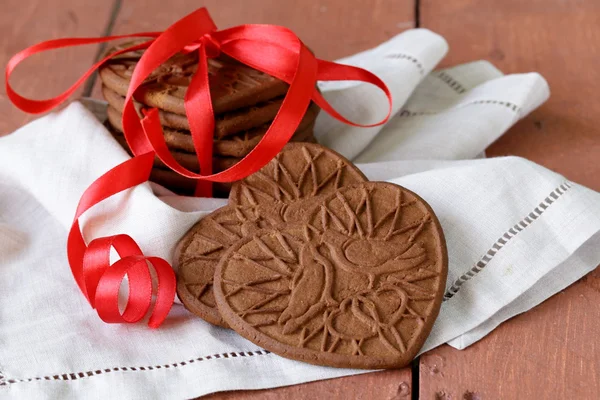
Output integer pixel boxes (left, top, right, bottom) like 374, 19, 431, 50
5, 7, 392, 328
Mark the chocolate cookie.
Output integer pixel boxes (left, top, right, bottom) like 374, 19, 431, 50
175, 205, 284, 327
110, 129, 317, 173
213, 182, 448, 369
229, 142, 368, 222
105, 95, 319, 157
176, 143, 367, 327
149, 167, 231, 196
99, 41, 289, 115
102, 85, 287, 138
110, 132, 241, 172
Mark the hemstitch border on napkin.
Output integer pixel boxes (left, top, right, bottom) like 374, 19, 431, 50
399, 99, 522, 118
443, 181, 573, 300
435, 71, 467, 94
384, 52, 426, 75
0, 350, 270, 388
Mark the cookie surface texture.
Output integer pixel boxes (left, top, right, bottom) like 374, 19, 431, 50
105, 99, 317, 158
176, 205, 284, 327
214, 182, 448, 369
176, 143, 366, 326
229, 142, 368, 222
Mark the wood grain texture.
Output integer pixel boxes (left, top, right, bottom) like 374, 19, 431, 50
418, 276, 600, 399
204, 370, 412, 400
107, 2, 416, 399
420, 0, 600, 398
1, 0, 115, 134
110, 0, 415, 60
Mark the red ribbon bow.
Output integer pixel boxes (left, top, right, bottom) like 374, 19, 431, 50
5, 7, 392, 328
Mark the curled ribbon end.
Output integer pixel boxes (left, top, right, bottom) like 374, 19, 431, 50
79, 233, 176, 328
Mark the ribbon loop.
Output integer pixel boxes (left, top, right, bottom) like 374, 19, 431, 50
5, 6, 393, 328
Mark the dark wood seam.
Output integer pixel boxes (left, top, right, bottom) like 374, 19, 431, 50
82, 0, 123, 97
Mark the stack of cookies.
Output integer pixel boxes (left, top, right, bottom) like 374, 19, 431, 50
99, 42, 320, 196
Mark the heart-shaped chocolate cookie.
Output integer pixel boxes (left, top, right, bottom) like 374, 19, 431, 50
213, 182, 447, 369
176, 143, 367, 327
176, 205, 283, 327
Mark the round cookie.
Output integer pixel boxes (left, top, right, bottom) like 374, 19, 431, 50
148, 167, 231, 196
214, 181, 448, 369
109, 114, 315, 160
229, 142, 368, 222
176, 205, 284, 327
102, 84, 287, 138
107, 108, 317, 171
154, 154, 240, 174
209, 121, 316, 157
104, 92, 319, 157
110, 131, 242, 173
99, 42, 289, 115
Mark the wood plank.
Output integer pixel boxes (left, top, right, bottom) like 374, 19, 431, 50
420, 0, 600, 398
1, 0, 116, 135
107, 1, 415, 398
418, 274, 600, 399
204, 370, 412, 400
110, 0, 415, 61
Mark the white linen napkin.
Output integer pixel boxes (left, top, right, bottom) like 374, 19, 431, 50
1, 29, 599, 399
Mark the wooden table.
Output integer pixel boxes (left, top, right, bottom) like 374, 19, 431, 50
2, 1, 599, 398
